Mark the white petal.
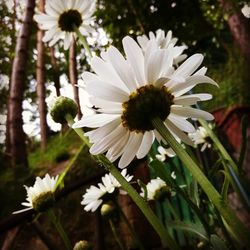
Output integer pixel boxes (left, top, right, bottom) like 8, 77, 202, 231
174, 94, 212, 105
73, 114, 119, 128
90, 56, 129, 92
90, 125, 126, 155
86, 81, 129, 103
165, 119, 193, 146
171, 106, 214, 120
136, 131, 155, 159
168, 114, 195, 133
122, 36, 145, 86
170, 75, 218, 97
118, 132, 143, 168
106, 130, 130, 162
107, 46, 137, 92
86, 118, 121, 142
173, 54, 203, 78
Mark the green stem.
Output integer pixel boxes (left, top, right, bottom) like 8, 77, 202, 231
198, 119, 238, 174
116, 202, 145, 250
66, 115, 179, 250
152, 117, 250, 247
74, 26, 93, 58
47, 209, 72, 250
65, 114, 91, 147
109, 219, 125, 250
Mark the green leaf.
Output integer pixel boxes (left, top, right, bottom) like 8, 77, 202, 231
225, 163, 250, 212
167, 220, 208, 241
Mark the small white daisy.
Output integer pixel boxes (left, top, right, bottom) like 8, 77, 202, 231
137, 29, 187, 65
73, 36, 217, 169
81, 169, 133, 212
188, 125, 211, 151
140, 177, 171, 201
156, 145, 176, 161
34, 0, 96, 50
241, 3, 250, 18
13, 174, 59, 214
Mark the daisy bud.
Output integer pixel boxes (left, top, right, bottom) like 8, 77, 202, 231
50, 96, 78, 124
100, 202, 117, 219
73, 240, 93, 250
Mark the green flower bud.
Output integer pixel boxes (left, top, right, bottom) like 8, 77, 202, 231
50, 96, 78, 124
73, 240, 93, 250
32, 191, 55, 212
100, 202, 117, 219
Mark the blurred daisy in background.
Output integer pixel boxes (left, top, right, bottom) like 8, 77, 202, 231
137, 29, 187, 65
34, 0, 96, 50
189, 125, 212, 151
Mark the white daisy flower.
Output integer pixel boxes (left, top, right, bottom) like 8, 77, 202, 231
34, 0, 96, 50
73, 36, 217, 169
13, 174, 59, 214
137, 29, 187, 65
81, 169, 133, 212
140, 177, 171, 201
188, 125, 212, 152
155, 145, 176, 161
241, 3, 250, 18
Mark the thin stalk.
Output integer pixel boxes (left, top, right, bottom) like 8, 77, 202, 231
198, 119, 238, 174
66, 114, 180, 249
116, 203, 145, 250
74, 26, 92, 58
152, 117, 250, 247
65, 114, 91, 147
109, 219, 125, 250
47, 209, 72, 250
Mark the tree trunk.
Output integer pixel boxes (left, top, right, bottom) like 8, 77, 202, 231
9, 0, 36, 167
219, 0, 250, 64
36, 0, 49, 149
69, 39, 82, 119
5, 0, 17, 155
50, 47, 61, 97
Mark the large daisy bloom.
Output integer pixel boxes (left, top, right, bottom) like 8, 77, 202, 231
34, 0, 96, 50
189, 125, 212, 152
13, 174, 59, 214
137, 29, 187, 65
81, 169, 133, 212
73, 36, 217, 169
140, 177, 171, 201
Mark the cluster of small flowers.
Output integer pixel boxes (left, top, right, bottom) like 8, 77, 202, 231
14, 171, 175, 214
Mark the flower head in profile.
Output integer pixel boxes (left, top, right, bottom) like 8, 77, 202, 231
140, 177, 171, 201
81, 169, 133, 212
34, 0, 96, 50
189, 125, 212, 151
73, 35, 217, 169
137, 29, 187, 65
13, 174, 59, 214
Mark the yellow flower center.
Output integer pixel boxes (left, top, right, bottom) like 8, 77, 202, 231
58, 10, 82, 32
121, 85, 174, 132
